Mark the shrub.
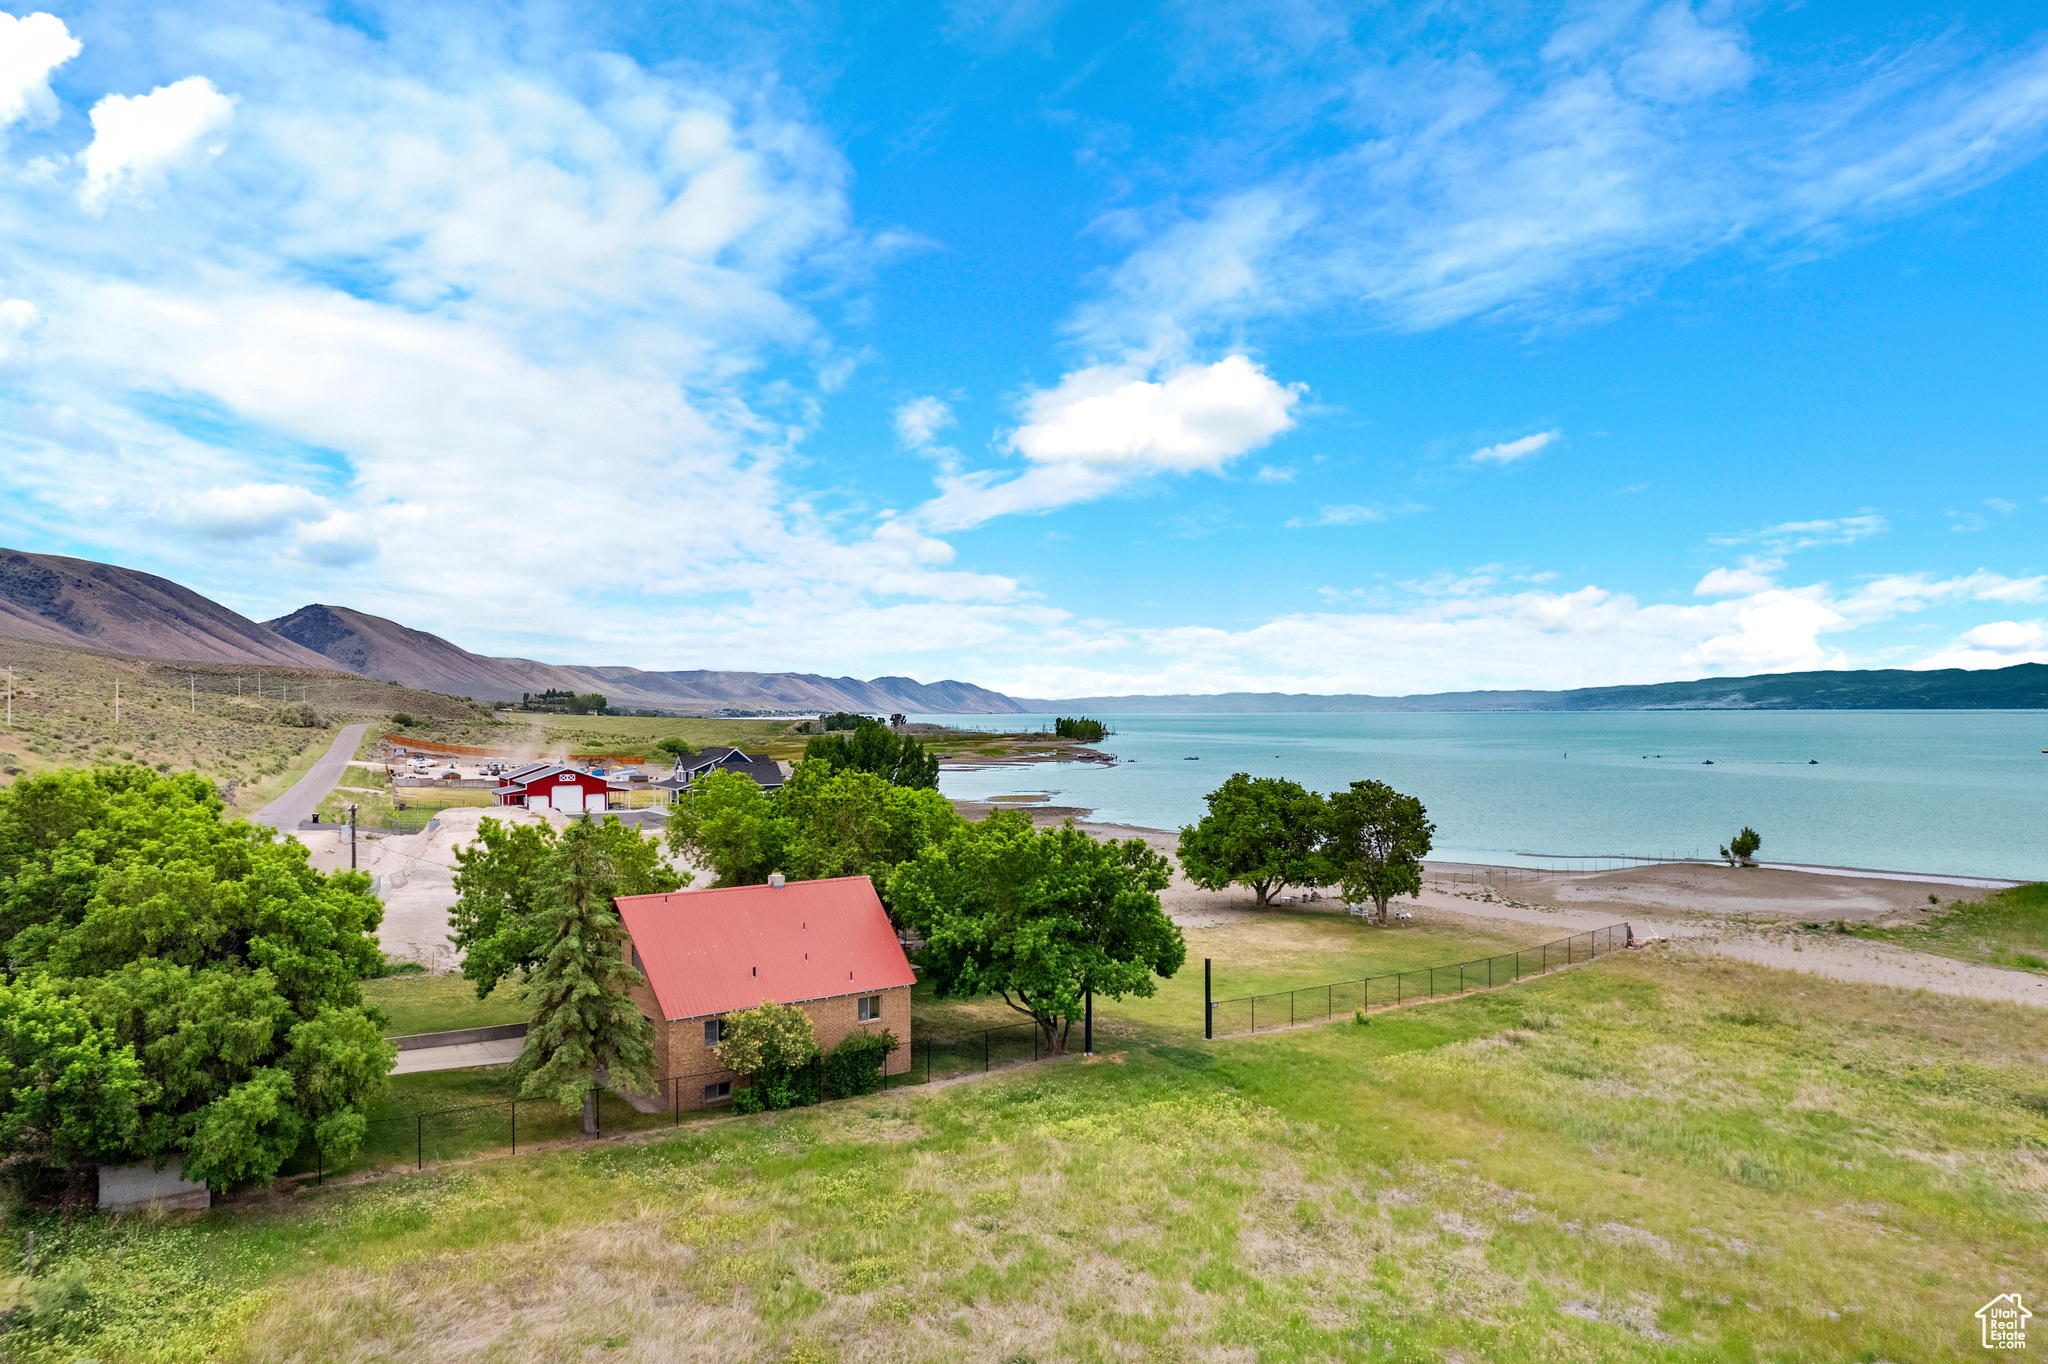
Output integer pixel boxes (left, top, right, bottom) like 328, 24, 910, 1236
390, 712, 417, 728
269, 702, 321, 728
823, 1029, 898, 1099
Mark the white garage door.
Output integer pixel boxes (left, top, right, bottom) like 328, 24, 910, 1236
525, 796, 544, 812
586, 790, 608, 812
552, 784, 584, 813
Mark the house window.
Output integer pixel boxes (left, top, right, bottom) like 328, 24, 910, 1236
704, 1080, 731, 1102
857, 995, 883, 1022
631, 944, 643, 972
703, 1018, 723, 1047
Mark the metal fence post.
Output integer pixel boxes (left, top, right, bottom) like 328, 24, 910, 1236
984, 1030, 989, 1072
1251, 997, 1256, 1033
417, 1114, 422, 1171
511, 1098, 516, 1156
1327, 983, 1332, 1019
1204, 958, 1212, 1039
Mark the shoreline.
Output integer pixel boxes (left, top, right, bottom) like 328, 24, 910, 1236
946, 800, 2034, 890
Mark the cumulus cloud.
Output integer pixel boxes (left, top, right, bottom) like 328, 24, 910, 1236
1694, 562, 1779, 596
80, 77, 236, 212
1469, 430, 1560, 465
162, 482, 329, 539
291, 510, 378, 568
1912, 620, 2048, 670
919, 355, 1299, 529
0, 10, 78, 131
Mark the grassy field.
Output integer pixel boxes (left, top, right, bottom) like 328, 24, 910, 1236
0, 637, 487, 815
362, 974, 533, 1037
6, 945, 2042, 1362
1847, 883, 2048, 974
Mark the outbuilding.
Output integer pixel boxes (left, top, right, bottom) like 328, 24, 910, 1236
494, 762, 612, 813
614, 875, 916, 1109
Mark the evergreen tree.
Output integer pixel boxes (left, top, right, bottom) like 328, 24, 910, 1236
509, 815, 659, 1134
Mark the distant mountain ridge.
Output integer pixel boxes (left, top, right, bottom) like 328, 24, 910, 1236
0, 549, 335, 668
4, 547, 2042, 715
1022, 664, 2048, 712
266, 603, 1030, 714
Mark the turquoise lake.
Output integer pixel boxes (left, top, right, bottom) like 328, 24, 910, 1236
914, 711, 2048, 882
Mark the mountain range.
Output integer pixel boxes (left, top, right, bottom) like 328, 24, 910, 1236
3, 547, 2043, 713
0, 548, 1027, 714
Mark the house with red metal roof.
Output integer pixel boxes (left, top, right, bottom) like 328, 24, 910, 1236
614, 875, 915, 1109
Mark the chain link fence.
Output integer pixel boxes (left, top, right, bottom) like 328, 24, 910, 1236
1207, 922, 1632, 1037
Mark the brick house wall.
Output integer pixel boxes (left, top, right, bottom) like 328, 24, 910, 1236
623, 935, 911, 1110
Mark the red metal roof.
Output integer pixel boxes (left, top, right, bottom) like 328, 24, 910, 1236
615, 876, 916, 1021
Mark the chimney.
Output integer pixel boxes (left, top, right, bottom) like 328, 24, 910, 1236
768, 872, 785, 888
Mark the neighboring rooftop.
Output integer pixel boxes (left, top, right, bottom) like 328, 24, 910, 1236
615, 876, 915, 1021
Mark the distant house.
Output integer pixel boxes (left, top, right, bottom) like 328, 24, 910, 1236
649, 748, 787, 804
494, 762, 612, 813
614, 875, 915, 1109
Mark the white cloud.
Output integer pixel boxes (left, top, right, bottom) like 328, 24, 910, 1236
1912, 620, 2048, 670
894, 396, 956, 450
1252, 464, 1293, 483
1286, 501, 1425, 529
919, 355, 1300, 529
1714, 514, 1889, 554
290, 510, 378, 568
1694, 565, 1777, 597
163, 482, 329, 539
1072, 11, 2048, 349
0, 297, 40, 372
0, 10, 78, 131
80, 77, 236, 212
1469, 429, 1560, 465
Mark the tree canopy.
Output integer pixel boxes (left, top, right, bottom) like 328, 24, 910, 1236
1722, 826, 1762, 866
1321, 780, 1435, 923
663, 763, 961, 895
507, 814, 660, 1133
801, 719, 939, 789
889, 813, 1183, 1052
1177, 773, 1326, 907
0, 767, 394, 1189
450, 814, 682, 999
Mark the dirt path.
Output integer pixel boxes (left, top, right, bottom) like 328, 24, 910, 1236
1028, 812, 2047, 1009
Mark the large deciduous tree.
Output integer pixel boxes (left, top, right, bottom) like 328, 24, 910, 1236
890, 813, 1184, 1053
802, 720, 939, 789
508, 815, 660, 1134
1321, 780, 1435, 924
663, 769, 786, 887
0, 767, 394, 1189
451, 814, 682, 998
1177, 773, 1326, 907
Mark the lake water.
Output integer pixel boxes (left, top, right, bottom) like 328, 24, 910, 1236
913, 711, 2048, 883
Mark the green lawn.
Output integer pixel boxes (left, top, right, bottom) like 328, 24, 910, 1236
1847, 882, 2048, 973
12, 944, 2041, 1363
361, 973, 533, 1037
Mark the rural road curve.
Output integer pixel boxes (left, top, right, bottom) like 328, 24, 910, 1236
255, 723, 369, 831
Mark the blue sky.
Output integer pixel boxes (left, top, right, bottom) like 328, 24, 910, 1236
1, 0, 2045, 696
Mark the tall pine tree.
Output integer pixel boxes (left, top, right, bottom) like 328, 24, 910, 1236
508, 815, 659, 1133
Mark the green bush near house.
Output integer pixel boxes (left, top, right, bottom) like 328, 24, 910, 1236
823, 1029, 898, 1099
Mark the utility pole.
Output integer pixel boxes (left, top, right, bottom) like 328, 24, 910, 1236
190, 674, 196, 713
349, 803, 358, 870
6, 667, 11, 728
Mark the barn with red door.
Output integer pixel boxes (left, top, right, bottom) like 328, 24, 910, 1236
494, 762, 612, 813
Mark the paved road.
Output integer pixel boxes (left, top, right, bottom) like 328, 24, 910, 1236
254, 722, 370, 831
